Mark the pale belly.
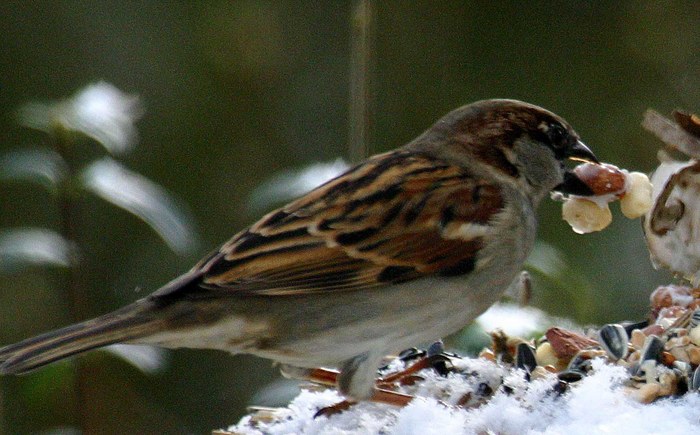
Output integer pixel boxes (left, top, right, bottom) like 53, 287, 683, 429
139, 197, 535, 369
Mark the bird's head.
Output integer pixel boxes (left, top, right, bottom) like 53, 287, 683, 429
413, 99, 599, 204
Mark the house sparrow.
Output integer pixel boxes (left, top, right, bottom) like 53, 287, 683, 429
0, 99, 598, 401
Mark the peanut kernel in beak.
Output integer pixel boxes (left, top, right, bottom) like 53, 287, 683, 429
561, 162, 653, 234
620, 172, 653, 219
562, 198, 613, 234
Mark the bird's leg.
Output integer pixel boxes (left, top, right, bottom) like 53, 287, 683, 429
282, 366, 415, 417
282, 344, 454, 417
298, 350, 439, 389
505, 270, 532, 306
281, 364, 416, 418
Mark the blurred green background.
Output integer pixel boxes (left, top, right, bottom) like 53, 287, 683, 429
0, 1, 698, 433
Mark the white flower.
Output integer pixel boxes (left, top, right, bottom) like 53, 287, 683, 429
19, 81, 143, 154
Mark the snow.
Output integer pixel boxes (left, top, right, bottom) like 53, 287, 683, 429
227, 358, 700, 435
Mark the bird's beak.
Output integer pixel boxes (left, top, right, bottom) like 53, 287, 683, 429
553, 140, 599, 196
567, 140, 599, 164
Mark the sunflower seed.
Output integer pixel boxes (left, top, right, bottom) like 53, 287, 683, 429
639, 335, 665, 363
558, 369, 585, 382
598, 323, 629, 360
516, 342, 537, 374
690, 309, 700, 329
692, 366, 700, 391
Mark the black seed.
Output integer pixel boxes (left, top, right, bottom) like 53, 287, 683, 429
622, 320, 648, 336
398, 348, 425, 362
687, 366, 699, 392
516, 343, 537, 375
428, 355, 453, 376
598, 324, 629, 360
567, 353, 594, 373
553, 380, 569, 395
427, 340, 445, 357
690, 309, 700, 329
639, 335, 665, 364
558, 370, 584, 383
477, 382, 493, 397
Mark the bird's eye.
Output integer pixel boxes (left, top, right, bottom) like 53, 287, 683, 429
547, 124, 568, 148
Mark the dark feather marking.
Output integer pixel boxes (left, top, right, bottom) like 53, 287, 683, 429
344, 183, 402, 216
426, 253, 448, 264
234, 227, 309, 252
233, 269, 363, 292
381, 202, 404, 226
471, 185, 504, 224
472, 145, 519, 177
439, 206, 455, 230
438, 257, 476, 277
317, 218, 337, 231
365, 183, 402, 204
403, 176, 453, 225
321, 153, 407, 202
317, 214, 365, 232
377, 265, 417, 283
405, 164, 449, 176
356, 239, 389, 252
404, 194, 429, 224
206, 243, 322, 277
284, 270, 359, 290
472, 185, 482, 202
261, 209, 292, 228
336, 227, 380, 246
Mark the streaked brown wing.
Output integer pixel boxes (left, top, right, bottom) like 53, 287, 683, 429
200, 151, 505, 295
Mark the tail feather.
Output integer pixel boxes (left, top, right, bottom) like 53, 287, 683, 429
0, 303, 163, 374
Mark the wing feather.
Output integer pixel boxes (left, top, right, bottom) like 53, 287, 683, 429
200, 151, 505, 295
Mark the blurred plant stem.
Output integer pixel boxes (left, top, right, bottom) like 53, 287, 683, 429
0, 383, 4, 435
348, 0, 375, 162
49, 124, 90, 431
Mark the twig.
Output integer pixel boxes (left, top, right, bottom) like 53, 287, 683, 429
50, 125, 90, 431
642, 109, 700, 158
348, 0, 375, 162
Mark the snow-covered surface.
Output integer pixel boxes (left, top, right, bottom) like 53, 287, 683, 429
227, 358, 700, 435
475, 303, 577, 338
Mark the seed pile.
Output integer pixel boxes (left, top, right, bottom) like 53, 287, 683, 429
220, 285, 700, 435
